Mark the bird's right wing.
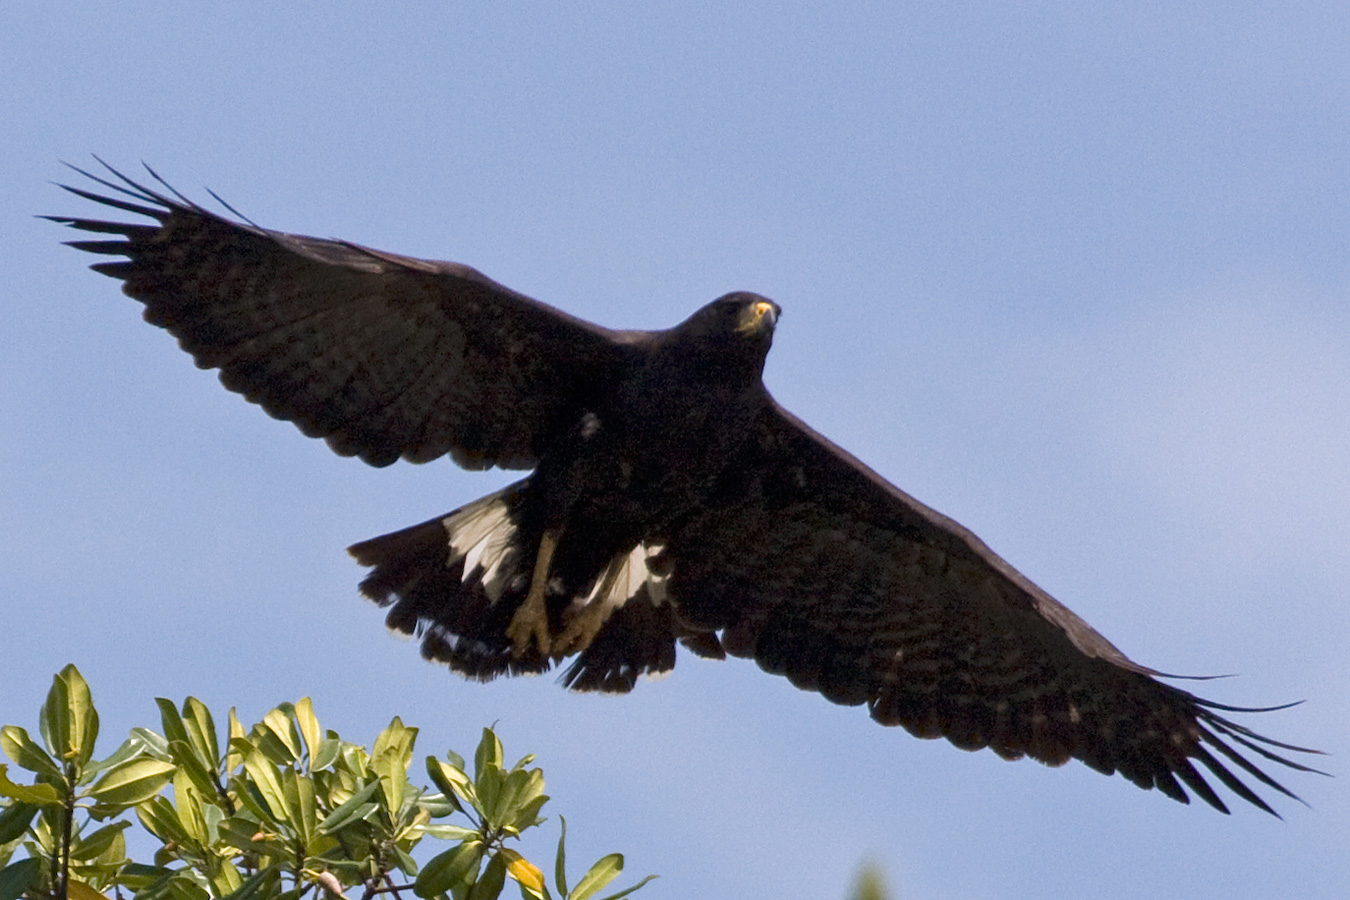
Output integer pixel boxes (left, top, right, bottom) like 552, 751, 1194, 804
49, 161, 629, 469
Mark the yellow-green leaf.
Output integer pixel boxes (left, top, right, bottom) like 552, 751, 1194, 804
0, 726, 64, 782
569, 854, 622, 900
294, 698, 321, 762
0, 764, 62, 806
65, 878, 107, 900
41, 664, 98, 769
87, 757, 176, 806
501, 848, 545, 899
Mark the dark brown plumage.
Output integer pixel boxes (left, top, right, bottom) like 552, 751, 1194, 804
51, 160, 1320, 815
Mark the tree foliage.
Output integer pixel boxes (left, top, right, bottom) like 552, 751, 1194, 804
0, 665, 654, 900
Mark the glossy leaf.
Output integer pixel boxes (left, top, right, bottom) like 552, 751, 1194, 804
590, 875, 657, 900
167, 738, 219, 800
311, 736, 341, 772
0, 764, 61, 806
0, 726, 63, 781
554, 816, 569, 899
258, 708, 302, 764
69, 820, 131, 861
41, 664, 98, 769
501, 848, 545, 900
242, 748, 289, 825
180, 698, 220, 769
155, 698, 192, 749
294, 698, 322, 763
87, 757, 176, 806
569, 854, 622, 900
136, 795, 192, 846
473, 729, 503, 785
318, 780, 381, 833
414, 840, 484, 898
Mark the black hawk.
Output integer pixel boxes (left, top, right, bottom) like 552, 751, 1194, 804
50, 161, 1319, 815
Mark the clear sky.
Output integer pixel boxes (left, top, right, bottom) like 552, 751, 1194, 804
3, 4, 1346, 898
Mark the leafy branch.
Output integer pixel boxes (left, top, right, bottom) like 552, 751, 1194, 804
0, 665, 654, 900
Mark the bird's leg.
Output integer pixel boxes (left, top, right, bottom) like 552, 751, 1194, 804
507, 528, 559, 657
552, 560, 623, 656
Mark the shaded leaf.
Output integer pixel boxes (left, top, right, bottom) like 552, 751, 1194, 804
0, 802, 37, 844
0, 857, 40, 900
469, 851, 508, 900
414, 840, 483, 898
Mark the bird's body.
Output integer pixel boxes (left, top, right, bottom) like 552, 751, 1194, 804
51, 161, 1319, 815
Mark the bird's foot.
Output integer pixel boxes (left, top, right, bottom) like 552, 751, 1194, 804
507, 528, 560, 658
507, 589, 551, 657
552, 600, 611, 657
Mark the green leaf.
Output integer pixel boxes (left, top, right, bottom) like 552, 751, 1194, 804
155, 698, 192, 748
66, 880, 108, 900
280, 766, 317, 849
0, 764, 62, 806
414, 840, 484, 898
318, 780, 381, 833
259, 708, 302, 764
372, 718, 417, 821
136, 795, 192, 845
426, 758, 470, 814
469, 851, 508, 900
167, 739, 219, 800
311, 737, 341, 772
294, 698, 322, 763
180, 698, 220, 770
69, 820, 131, 861
41, 664, 99, 770
129, 727, 173, 762
0, 726, 64, 781
591, 874, 657, 900
554, 816, 569, 899
172, 768, 208, 846
87, 756, 175, 806
416, 823, 479, 841
473, 729, 503, 785
241, 748, 289, 825
0, 858, 41, 900
569, 854, 622, 900
0, 801, 37, 843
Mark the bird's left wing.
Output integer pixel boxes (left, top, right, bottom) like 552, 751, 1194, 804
664, 401, 1319, 814
49, 161, 628, 469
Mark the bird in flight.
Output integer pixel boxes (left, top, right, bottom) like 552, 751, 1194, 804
50, 160, 1320, 815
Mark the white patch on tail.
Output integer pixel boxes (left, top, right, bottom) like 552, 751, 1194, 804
575, 542, 670, 614
442, 486, 518, 602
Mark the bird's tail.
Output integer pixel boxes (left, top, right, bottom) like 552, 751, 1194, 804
348, 481, 549, 679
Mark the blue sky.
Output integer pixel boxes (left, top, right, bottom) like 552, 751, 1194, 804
3, 4, 1346, 897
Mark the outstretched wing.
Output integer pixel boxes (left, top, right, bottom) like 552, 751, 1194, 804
48, 161, 626, 469
665, 401, 1319, 814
